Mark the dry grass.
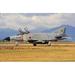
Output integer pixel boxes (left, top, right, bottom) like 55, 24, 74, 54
0, 42, 75, 61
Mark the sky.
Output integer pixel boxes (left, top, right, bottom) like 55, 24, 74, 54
0, 13, 75, 30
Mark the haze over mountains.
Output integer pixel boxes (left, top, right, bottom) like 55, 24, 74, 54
0, 25, 75, 41
0, 28, 18, 40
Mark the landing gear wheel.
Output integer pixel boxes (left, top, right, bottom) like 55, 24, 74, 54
33, 42, 37, 46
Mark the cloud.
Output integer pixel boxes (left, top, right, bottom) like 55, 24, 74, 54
0, 13, 75, 30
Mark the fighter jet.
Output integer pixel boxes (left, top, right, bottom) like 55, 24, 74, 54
4, 26, 67, 46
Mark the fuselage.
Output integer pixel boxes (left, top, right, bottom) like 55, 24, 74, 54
3, 26, 66, 45
5, 32, 64, 43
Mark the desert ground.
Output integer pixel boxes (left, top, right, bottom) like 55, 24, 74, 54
0, 42, 75, 61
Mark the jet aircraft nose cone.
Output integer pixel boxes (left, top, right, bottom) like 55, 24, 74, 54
4, 37, 10, 41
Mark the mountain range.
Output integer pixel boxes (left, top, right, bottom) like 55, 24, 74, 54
0, 25, 75, 41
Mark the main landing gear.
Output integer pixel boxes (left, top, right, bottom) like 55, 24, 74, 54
33, 42, 37, 46
48, 41, 51, 46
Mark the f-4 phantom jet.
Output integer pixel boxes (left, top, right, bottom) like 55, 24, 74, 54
4, 26, 68, 46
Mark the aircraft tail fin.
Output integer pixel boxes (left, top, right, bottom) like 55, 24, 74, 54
54, 26, 66, 36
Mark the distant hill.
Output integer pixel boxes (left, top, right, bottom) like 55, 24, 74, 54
42, 25, 75, 35
66, 25, 75, 41
0, 28, 18, 40
42, 25, 75, 41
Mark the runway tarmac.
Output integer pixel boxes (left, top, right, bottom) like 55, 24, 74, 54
0, 42, 75, 61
